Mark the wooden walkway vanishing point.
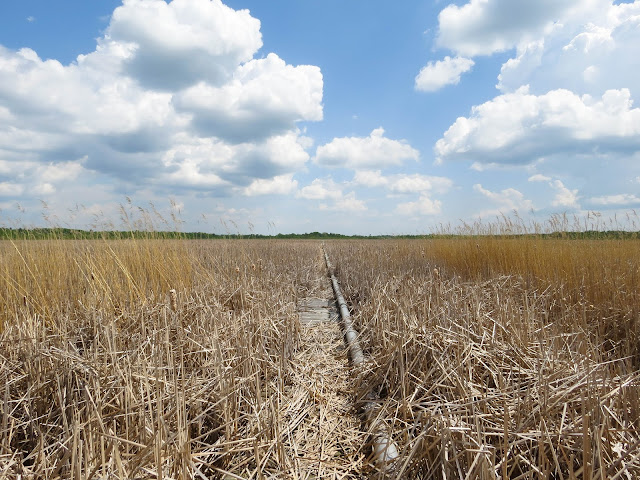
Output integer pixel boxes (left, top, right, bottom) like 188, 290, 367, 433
261, 246, 399, 479
266, 248, 366, 479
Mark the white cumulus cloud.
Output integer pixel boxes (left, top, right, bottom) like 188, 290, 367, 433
0, 182, 24, 197
528, 175, 580, 209
436, 0, 592, 57
107, 0, 263, 90
389, 174, 452, 194
528, 174, 551, 182
353, 170, 452, 194
435, 86, 640, 165
352, 170, 389, 188
550, 179, 579, 208
415, 56, 474, 92
396, 196, 442, 216
37, 161, 85, 183
159, 131, 310, 192
298, 178, 367, 212
243, 174, 298, 196
320, 192, 367, 213
32, 183, 56, 196
591, 193, 640, 206
473, 183, 534, 214
0, 0, 323, 204
314, 128, 419, 169
431, 0, 640, 214
497, 2, 640, 97
297, 178, 343, 201
173, 53, 323, 143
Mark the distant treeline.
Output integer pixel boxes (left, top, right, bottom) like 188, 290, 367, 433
0, 227, 638, 241
0, 228, 390, 240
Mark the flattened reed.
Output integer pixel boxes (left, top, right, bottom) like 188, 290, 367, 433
3, 228, 639, 478
326, 239, 640, 478
1, 239, 346, 478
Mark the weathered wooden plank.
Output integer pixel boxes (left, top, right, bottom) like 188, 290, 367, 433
297, 297, 338, 326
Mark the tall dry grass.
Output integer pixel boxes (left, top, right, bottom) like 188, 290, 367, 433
424, 236, 640, 364
1, 238, 193, 331
3, 210, 640, 478
325, 239, 640, 478
0, 237, 335, 478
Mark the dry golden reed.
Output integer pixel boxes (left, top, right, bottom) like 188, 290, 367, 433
2, 206, 640, 478
326, 238, 640, 478
1, 238, 354, 478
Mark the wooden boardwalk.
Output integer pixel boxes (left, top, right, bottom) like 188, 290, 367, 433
271, 253, 366, 479
297, 297, 339, 326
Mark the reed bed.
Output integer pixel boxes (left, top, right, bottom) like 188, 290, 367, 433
325, 239, 640, 478
424, 237, 640, 360
3, 229, 639, 479
1, 239, 367, 479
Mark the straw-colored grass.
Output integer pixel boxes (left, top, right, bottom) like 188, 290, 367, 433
1, 238, 368, 479
325, 239, 640, 478
2, 229, 639, 478
1, 239, 194, 331
421, 236, 640, 366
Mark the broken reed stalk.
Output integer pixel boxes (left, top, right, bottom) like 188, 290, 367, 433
323, 245, 400, 474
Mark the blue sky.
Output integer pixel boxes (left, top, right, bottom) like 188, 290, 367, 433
1, 0, 639, 234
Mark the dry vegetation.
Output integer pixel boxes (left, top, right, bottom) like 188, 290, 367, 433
325, 235, 640, 478
1, 238, 368, 479
1, 221, 639, 479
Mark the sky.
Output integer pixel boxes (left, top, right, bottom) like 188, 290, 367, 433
0, 0, 639, 234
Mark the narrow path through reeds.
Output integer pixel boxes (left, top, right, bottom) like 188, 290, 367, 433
278, 249, 367, 479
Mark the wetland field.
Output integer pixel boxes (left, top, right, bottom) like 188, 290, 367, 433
1, 234, 639, 478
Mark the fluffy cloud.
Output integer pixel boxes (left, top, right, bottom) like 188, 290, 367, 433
37, 161, 85, 183
591, 193, 640, 206
173, 53, 323, 143
528, 174, 551, 182
107, 0, 263, 90
0, 182, 23, 197
158, 131, 309, 192
497, 2, 640, 97
297, 178, 342, 200
243, 174, 298, 196
431, 0, 640, 102
415, 56, 474, 92
32, 183, 55, 196
0, 157, 91, 200
550, 179, 579, 208
319, 192, 367, 212
353, 170, 450, 217
528, 175, 580, 209
473, 184, 534, 213
297, 178, 366, 212
314, 128, 419, 169
352, 170, 388, 188
396, 196, 441, 216
0, 45, 176, 139
435, 87, 640, 165
436, 0, 591, 57
353, 170, 452, 194
388, 174, 451, 194
431, 0, 640, 218
0, 0, 323, 203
